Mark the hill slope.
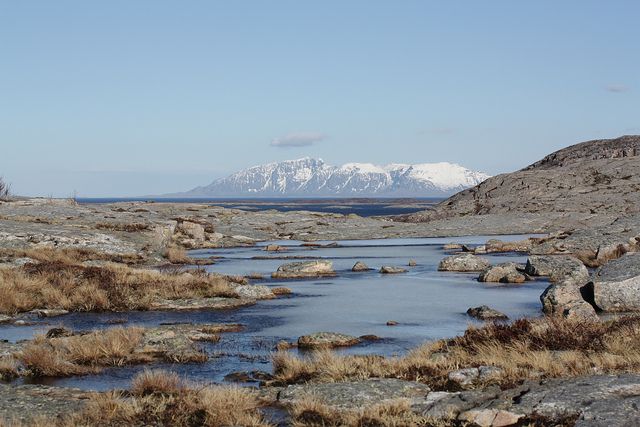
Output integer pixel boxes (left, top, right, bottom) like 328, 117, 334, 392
397, 135, 640, 222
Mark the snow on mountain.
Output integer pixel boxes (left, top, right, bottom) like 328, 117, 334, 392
180, 158, 490, 197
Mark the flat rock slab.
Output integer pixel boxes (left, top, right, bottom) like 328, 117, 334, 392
380, 266, 407, 274
278, 378, 431, 409
467, 305, 508, 320
150, 297, 255, 311
593, 252, 640, 312
0, 383, 91, 423
297, 332, 361, 349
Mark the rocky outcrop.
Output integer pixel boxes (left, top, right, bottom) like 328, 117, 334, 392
297, 332, 361, 349
380, 266, 407, 274
438, 253, 490, 272
478, 263, 527, 283
467, 306, 508, 321
397, 135, 640, 223
278, 378, 431, 409
271, 260, 335, 279
592, 252, 640, 312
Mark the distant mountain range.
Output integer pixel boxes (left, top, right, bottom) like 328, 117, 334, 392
168, 158, 491, 198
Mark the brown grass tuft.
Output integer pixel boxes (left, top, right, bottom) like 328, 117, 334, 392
0, 256, 237, 315
0, 357, 19, 380
273, 316, 640, 391
17, 327, 149, 377
65, 370, 271, 426
163, 246, 192, 264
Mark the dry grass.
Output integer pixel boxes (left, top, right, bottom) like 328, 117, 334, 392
163, 246, 192, 264
17, 327, 149, 377
64, 370, 271, 427
0, 256, 237, 315
0, 246, 144, 265
273, 316, 640, 390
0, 177, 10, 201
0, 357, 18, 380
290, 397, 439, 427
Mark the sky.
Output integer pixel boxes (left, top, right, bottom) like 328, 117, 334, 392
1, 1, 639, 197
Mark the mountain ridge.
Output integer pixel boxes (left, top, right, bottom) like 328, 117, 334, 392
168, 157, 490, 198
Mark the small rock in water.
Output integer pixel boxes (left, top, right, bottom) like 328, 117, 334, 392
467, 305, 508, 320
380, 266, 407, 274
264, 244, 286, 252
478, 262, 527, 283
443, 243, 463, 251
408, 259, 417, 266
438, 253, 490, 272
272, 260, 335, 279
298, 332, 361, 349
386, 320, 399, 326
359, 334, 381, 341
352, 261, 372, 272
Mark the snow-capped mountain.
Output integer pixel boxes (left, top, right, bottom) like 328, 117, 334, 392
178, 158, 490, 197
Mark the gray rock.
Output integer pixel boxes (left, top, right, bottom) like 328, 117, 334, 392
278, 378, 431, 409
467, 305, 508, 320
525, 255, 589, 284
297, 332, 361, 349
380, 265, 408, 274
232, 284, 275, 300
593, 252, 640, 312
478, 263, 526, 283
438, 253, 490, 272
351, 261, 371, 272
271, 260, 335, 279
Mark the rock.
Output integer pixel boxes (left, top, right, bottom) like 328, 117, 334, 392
150, 297, 255, 311
352, 261, 372, 272
540, 283, 597, 318
28, 309, 69, 318
278, 378, 431, 410
438, 253, 490, 272
485, 238, 533, 253
0, 315, 12, 324
386, 320, 399, 326
444, 243, 463, 251
272, 260, 335, 279
448, 368, 480, 388
408, 259, 417, 266
359, 334, 381, 341
459, 409, 523, 427
478, 263, 526, 283
264, 244, 286, 252
467, 305, 508, 321
525, 255, 588, 284
297, 332, 361, 349
380, 266, 407, 274
232, 284, 275, 300
593, 252, 640, 312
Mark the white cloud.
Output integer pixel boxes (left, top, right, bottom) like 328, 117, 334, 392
605, 84, 630, 93
270, 132, 326, 147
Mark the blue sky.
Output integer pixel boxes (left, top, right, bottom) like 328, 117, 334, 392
1, 1, 638, 197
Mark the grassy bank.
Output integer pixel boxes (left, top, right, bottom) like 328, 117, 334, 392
273, 316, 640, 390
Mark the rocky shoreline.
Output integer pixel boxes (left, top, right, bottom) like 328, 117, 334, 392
1, 137, 640, 425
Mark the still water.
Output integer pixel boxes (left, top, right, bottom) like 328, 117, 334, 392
3, 236, 547, 391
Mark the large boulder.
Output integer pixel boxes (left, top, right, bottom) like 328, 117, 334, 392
271, 260, 335, 279
592, 252, 640, 312
297, 332, 361, 349
484, 238, 533, 253
438, 253, 490, 272
478, 263, 526, 283
525, 255, 588, 283
528, 255, 595, 318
